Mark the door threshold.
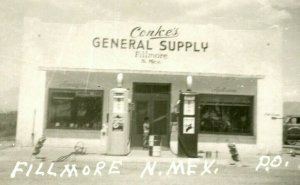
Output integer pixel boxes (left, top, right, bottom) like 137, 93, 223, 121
130, 146, 170, 151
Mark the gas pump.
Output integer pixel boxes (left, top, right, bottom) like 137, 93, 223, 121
178, 76, 199, 157
107, 73, 131, 155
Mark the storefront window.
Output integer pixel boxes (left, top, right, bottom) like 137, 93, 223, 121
198, 94, 253, 135
47, 89, 103, 130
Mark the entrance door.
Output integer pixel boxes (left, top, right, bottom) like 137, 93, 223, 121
131, 83, 171, 148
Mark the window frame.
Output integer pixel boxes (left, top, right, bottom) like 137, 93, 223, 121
46, 88, 104, 130
197, 94, 254, 136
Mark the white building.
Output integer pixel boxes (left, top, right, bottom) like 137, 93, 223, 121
16, 18, 283, 154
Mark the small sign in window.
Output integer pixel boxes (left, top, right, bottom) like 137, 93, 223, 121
183, 96, 195, 116
183, 117, 195, 134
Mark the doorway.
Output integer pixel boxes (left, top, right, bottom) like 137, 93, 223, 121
131, 83, 171, 148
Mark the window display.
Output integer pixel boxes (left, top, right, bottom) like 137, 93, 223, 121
47, 89, 103, 130
198, 94, 253, 135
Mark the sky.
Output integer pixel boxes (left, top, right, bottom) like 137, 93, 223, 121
0, 0, 299, 112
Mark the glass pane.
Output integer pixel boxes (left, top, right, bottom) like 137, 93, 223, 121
134, 85, 152, 93
134, 84, 170, 94
47, 89, 103, 130
135, 101, 148, 134
198, 94, 252, 106
74, 97, 102, 129
152, 101, 168, 135
152, 85, 170, 94
48, 98, 72, 128
199, 105, 252, 134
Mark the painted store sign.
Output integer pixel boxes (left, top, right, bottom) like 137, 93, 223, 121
92, 26, 208, 65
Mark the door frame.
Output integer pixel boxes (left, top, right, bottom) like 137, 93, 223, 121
131, 83, 171, 148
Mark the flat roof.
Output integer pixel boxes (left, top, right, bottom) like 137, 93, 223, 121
39, 67, 265, 79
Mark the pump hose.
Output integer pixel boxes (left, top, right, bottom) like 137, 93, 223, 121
169, 123, 177, 155
124, 139, 132, 156
168, 122, 205, 158
53, 141, 86, 162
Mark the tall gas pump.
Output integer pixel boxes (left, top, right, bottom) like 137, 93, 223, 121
107, 73, 131, 155
178, 76, 199, 157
